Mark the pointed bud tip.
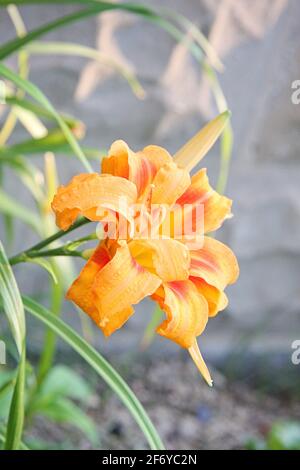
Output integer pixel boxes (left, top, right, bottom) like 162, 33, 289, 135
174, 110, 232, 172
220, 109, 231, 120
204, 374, 213, 387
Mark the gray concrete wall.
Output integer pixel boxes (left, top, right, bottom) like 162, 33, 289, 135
0, 0, 299, 359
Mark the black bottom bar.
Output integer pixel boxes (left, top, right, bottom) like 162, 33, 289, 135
0, 449, 298, 466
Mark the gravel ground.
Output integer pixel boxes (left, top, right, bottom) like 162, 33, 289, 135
28, 355, 300, 450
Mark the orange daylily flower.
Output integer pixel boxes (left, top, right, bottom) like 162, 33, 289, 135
51, 111, 239, 386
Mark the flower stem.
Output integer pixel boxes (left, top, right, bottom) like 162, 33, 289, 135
9, 217, 91, 265
27, 247, 84, 259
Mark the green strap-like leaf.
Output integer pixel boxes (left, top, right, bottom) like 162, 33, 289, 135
0, 3, 158, 60
34, 397, 98, 444
5, 96, 80, 128
0, 63, 93, 173
0, 242, 26, 450
23, 295, 165, 450
0, 427, 28, 450
0, 129, 80, 158
0, 2, 201, 67
4, 344, 26, 450
25, 41, 145, 99
0, 188, 41, 233
0, 241, 25, 355
27, 258, 58, 284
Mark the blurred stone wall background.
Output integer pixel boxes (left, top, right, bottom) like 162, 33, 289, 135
0, 0, 299, 360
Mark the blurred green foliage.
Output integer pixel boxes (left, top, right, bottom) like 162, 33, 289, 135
247, 422, 300, 451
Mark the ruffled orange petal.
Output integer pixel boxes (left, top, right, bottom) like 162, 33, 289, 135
129, 239, 190, 282
152, 280, 208, 349
66, 243, 111, 324
52, 173, 137, 230
102, 140, 172, 197
190, 276, 228, 317
92, 242, 161, 336
101, 141, 130, 179
142, 145, 173, 171
189, 236, 239, 291
151, 162, 191, 206
176, 168, 232, 234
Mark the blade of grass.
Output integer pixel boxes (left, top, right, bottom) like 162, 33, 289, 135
162, 8, 224, 72
0, 129, 83, 158
1, 214, 14, 250
0, 4, 110, 60
0, 3, 158, 60
24, 295, 165, 450
13, 105, 48, 139
202, 64, 234, 194
25, 41, 145, 99
0, 2, 203, 67
0, 188, 41, 233
0, 145, 101, 162
0, 242, 26, 450
0, 63, 93, 172
27, 258, 58, 284
4, 344, 26, 450
0, 377, 16, 401
36, 266, 63, 385
0, 241, 25, 357
5, 96, 81, 128
0, 427, 28, 450
2, 156, 45, 203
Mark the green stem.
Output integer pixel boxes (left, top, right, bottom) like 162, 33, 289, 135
23, 222, 94, 398
29, 247, 84, 260
9, 217, 91, 265
27, 217, 91, 251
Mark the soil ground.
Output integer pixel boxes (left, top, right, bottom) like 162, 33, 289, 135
28, 355, 300, 450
